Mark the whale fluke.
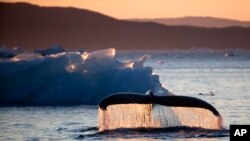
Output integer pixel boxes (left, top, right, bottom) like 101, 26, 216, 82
99, 92, 221, 117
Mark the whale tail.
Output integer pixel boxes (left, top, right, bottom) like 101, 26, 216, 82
99, 91, 221, 117
99, 91, 223, 129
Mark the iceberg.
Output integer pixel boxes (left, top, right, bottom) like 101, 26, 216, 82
0, 48, 167, 106
0, 47, 22, 58
34, 46, 65, 56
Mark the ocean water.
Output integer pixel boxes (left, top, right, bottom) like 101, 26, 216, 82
1, 51, 250, 140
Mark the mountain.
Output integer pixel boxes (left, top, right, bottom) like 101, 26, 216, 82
129, 17, 250, 28
1, 2, 250, 50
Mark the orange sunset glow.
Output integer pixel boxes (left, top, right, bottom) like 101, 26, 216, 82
2, 0, 250, 21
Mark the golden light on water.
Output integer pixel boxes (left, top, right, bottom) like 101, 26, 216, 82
99, 104, 223, 131
98, 104, 157, 131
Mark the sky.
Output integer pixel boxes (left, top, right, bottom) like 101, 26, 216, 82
1, 0, 250, 21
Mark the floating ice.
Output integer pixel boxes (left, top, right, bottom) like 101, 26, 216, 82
0, 47, 22, 58
12, 53, 44, 61
34, 46, 65, 56
0, 48, 167, 106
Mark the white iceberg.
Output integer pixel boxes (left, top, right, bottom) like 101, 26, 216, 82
0, 48, 167, 106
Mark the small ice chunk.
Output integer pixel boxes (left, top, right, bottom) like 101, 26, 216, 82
35, 46, 64, 56
133, 55, 150, 68
12, 53, 43, 61
87, 48, 115, 60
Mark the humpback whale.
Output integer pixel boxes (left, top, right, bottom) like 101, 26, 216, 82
99, 92, 221, 117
